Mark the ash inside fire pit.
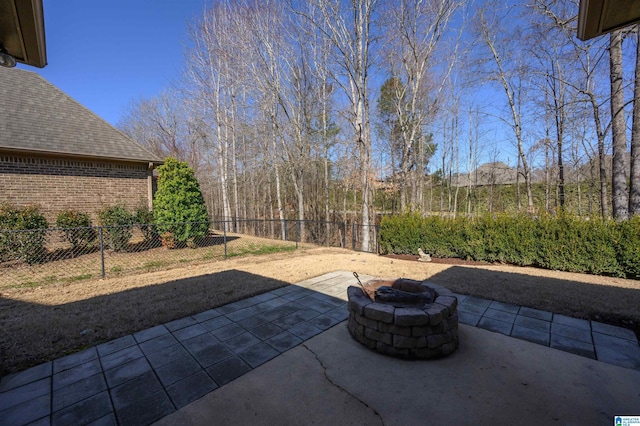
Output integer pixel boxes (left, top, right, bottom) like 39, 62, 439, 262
348, 276, 459, 359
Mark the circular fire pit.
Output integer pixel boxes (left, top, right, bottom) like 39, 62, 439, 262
347, 277, 458, 359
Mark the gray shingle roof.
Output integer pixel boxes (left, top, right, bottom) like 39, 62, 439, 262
0, 68, 162, 163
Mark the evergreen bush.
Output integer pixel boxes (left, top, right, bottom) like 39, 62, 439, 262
153, 158, 209, 246
0, 204, 49, 264
378, 211, 638, 278
98, 205, 134, 252
134, 206, 159, 244
56, 210, 96, 250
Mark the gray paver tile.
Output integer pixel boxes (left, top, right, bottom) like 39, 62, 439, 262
595, 345, 640, 370
225, 332, 261, 353
52, 373, 106, 412
550, 334, 596, 359
0, 394, 50, 426
225, 306, 260, 322
259, 298, 290, 310
182, 333, 221, 353
296, 296, 336, 313
113, 390, 174, 426
215, 302, 245, 315
211, 323, 247, 341
238, 342, 280, 368
552, 315, 590, 331
0, 362, 52, 393
206, 356, 251, 386
457, 302, 488, 317
451, 293, 468, 304
155, 355, 202, 387
268, 285, 297, 296
287, 322, 323, 340
26, 416, 50, 426
146, 344, 191, 370
166, 371, 218, 409
325, 307, 349, 322
266, 332, 303, 353
200, 316, 233, 332
483, 308, 517, 324
172, 324, 208, 342
488, 301, 520, 314
187, 341, 234, 368
246, 292, 278, 304
478, 317, 513, 336
133, 325, 169, 343
51, 391, 112, 426
0, 377, 50, 412
464, 296, 492, 308
110, 371, 164, 411
104, 357, 152, 389
53, 359, 102, 391
96, 335, 136, 357
165, 316, 197, 332
139, 333, 178, 356
280, 289, 313, 301
53, 348, 97, 374
458, 311, 482, 326
518, 307, 553, 321
192, 308, 222, 323
86, 412, 117, 426
511, 325, 550, 346
308, 314, 342, 330
551, 323, 592, 344
591, 322, 637, 341
592, 332, 640, 351
251, 323, 285, 340
237, 314, 272, 329
515, 315, 551, 332
99, 345, 143, 371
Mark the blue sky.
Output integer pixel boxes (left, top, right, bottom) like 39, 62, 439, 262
17, 0, 206, 125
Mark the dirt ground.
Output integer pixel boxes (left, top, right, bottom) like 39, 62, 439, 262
2, 247, 639, 376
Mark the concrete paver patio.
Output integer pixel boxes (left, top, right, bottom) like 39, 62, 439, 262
1, 270, 639, 425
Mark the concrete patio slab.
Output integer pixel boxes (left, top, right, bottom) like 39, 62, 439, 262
156, 323, 640, 426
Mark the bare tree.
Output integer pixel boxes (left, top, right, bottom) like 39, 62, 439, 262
631, 28, 640, 216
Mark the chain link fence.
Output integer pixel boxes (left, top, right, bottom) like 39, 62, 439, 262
1, 219, 379, 290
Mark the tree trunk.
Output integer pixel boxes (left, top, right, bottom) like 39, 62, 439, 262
610, 29, 629, 220
630, 30, 640, 216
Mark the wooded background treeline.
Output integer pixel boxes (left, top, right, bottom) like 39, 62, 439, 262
117, 0, 640, 251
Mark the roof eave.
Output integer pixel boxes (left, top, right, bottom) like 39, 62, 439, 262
0, 146, 164, 165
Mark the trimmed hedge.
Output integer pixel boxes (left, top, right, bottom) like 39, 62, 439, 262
56, 210, 96, 250
98, 205, 134, 252
379, 212, 640, 279
0, 204, 49, 264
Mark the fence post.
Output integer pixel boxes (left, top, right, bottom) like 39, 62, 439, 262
99, 227, 105, 278
223, 220, 227, 259
342, 222, 347, 248
351, 222, 356, 250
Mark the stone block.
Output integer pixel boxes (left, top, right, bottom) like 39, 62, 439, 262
347, 287, 372, 315
348, 315, 364, 336
394, 307, 429, 326
354, 312, 379, 329
375, 342, 410, 358
441, 340, 458, 355
393, 334, 427, 349
352, 330, 377, 349
433, 302, 450, 317
427, 331, 452, 349
424, 305, 443, 326
442, 313, 459, 332
364, 303, 395, 323
364, 328, 393, 345
378, 322, 412, 336
436, 295, 457, 310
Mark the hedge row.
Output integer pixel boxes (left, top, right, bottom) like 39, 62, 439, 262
379, 212, 640, 279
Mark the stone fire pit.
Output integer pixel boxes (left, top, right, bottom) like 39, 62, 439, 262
347, 277, 459, 359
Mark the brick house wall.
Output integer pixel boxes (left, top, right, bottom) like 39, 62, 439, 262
0, 153, 152, 224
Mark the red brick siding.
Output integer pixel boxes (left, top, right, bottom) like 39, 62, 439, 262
0, 154, 150, 224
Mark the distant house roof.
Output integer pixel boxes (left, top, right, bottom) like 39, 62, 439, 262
0, 67, 162, 164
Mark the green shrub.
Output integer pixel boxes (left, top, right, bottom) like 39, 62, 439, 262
98, 205, 134, 252
134, 206, 159, 244
378, 212, 638, 278
153, 158, 209, 246
0, 204, 49, 264
56, 210, 96, 250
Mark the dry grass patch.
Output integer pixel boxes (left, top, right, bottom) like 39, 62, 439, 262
1, 246, 639, 376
